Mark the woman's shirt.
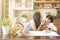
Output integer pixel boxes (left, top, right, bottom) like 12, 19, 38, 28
46, 23, 57, 32
24, 19, 34, 31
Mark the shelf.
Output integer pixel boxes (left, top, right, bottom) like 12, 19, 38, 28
52, 4, 60, 8
34, 0, 60, 3
34, 3, 43, 9
34, 3, 60, 9
54, 0, 60, 1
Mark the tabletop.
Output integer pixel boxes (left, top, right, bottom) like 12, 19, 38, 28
0, 35, 60, 40
17, 31, 59, 37
0, 31, 59, 40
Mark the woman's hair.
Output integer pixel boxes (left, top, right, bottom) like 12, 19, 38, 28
46, 15, 53, 23
33, 12, 41, 29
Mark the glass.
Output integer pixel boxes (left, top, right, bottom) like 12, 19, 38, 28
10, 27, 16, 34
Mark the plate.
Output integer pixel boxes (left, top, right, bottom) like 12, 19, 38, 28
43, 30, 51, 33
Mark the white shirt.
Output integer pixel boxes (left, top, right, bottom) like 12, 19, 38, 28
46, 23, 57, 32
26, 19, 34, 25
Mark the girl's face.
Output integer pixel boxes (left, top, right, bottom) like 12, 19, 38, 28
46, 18, 51, 24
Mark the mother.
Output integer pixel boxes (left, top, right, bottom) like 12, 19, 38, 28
24, 12, 45, 31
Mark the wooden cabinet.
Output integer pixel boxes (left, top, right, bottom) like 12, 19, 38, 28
44, 0, 52, 2
34, 0, 60, 3
34, 0, 52, 3
34, 0, 44, 3
56, 8, 60, 19
34, 3, 43, 9
34, 0, 43, 2
34, 0, 60, 9
54, 0, 60, 1
53, 20, 60, 34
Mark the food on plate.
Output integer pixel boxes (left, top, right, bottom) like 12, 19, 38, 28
16, 29, 22, 34
43, 30, 51, 32
22, 29, 29, 34
16, 29, 29, 34
10, 27, 16, 34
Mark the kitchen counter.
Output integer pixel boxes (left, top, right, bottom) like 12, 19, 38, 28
0, 31, 60, 40
0, 34, 60, 40
16, 31, 59, 36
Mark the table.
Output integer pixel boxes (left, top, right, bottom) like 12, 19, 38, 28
17, 31, 59, 37
0, 31, 59, 40
0, 34, 60, 40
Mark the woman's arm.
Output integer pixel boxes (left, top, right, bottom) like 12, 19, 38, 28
37, 20, 46, 31
31, 22, 36, 31
16, 21, 24, 28
37, 25, 43, 31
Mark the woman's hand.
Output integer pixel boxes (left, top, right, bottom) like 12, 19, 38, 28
40, 19, 46, 26
37, 19, 46, 31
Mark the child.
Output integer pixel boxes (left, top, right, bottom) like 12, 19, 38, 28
46, 15, 57, 32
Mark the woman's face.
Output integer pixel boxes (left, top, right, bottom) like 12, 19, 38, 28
46, 18, 51, 24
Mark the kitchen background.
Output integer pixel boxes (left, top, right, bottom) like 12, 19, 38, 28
0, 0, 60, 35
0, 0, 2, 35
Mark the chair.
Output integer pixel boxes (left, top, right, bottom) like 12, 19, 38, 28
53, 20, 60, 35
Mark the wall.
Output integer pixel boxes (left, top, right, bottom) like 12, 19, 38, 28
0, 0, 2, 35
14, 10, 33, 22
9, 0, 15, 21
34, 8, 57, 19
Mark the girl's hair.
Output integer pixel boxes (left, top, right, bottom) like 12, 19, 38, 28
33, 12, 41, 29
46, 15, 53, 22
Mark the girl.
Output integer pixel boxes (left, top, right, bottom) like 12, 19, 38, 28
46, 15, 57, 32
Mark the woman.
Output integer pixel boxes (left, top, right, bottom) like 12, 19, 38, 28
24, 12, 45, 31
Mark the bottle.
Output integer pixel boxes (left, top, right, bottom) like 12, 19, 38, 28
10, 17, 17, 34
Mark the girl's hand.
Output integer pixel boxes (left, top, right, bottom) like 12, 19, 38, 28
41, 19, 46, 26
22, 29, 29, 34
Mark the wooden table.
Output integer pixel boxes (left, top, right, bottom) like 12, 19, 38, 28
16, 31, 59, 36
0, 34, 60, 40
0, 31, 60, 40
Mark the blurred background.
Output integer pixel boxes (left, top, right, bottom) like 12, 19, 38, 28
0, 0, 60, 36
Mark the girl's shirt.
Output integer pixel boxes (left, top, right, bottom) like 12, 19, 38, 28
46, 23, 57, 32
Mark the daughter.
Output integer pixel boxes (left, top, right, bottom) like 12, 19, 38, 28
46, 15, 57, 32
